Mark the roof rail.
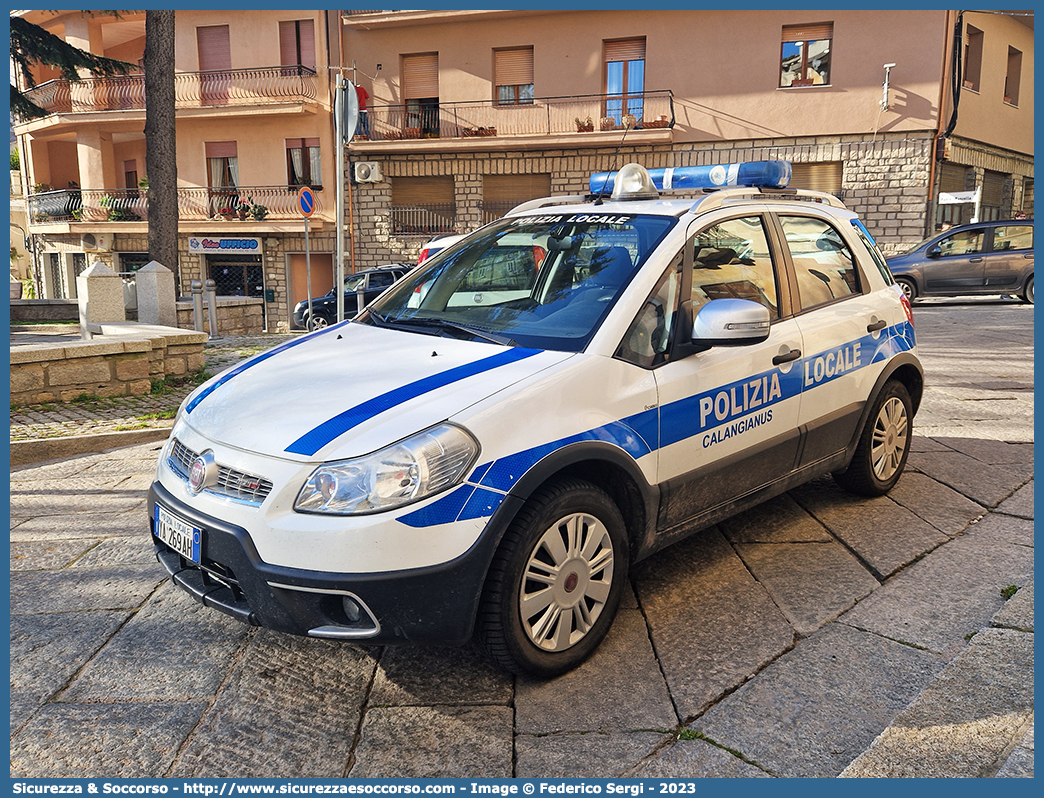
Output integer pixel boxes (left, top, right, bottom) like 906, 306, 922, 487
507, 195, 589, 216
691, 186, 847, 214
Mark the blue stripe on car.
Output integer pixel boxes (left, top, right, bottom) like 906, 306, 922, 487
185, 323, 348, 414
285, 347, 543, 456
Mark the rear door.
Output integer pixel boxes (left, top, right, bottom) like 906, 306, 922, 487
983, 223, 1033, 293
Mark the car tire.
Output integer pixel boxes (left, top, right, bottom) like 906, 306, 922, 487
307, 313, 331, 331
477, 478, 628, 677
833, 380, 913, 497
895, 278, 917, 302
1021, 275, 1034, 304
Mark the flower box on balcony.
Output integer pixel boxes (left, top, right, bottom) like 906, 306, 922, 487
643, 117, 669, 129
462, 127, 497, 138
401, 127, 422, 139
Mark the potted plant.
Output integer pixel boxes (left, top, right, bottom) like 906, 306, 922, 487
622, 113, 637, 129
235, 199, 250, 220
600, 117, 616, 131
247, 197, 268, 221
575, 116, 594, 133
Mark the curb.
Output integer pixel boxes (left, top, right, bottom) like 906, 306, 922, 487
10, 426, 173, 467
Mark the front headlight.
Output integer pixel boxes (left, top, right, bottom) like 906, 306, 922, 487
294, 423, 479, 515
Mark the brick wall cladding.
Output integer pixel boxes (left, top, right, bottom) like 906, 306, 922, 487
345, 132, 947, 268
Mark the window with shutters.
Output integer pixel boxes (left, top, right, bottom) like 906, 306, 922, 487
963, 25, 983, 92
780, 22, 832, 87
286, 138, 321, 188
402, 53, 440, 137
481, 174, 551, 224
936, 163, 975, 228
604, 38, 645, 123
391, 176, 455, 235
124, 160, 139, 193
494, 47, 534, 105
789, 162, 842, 197
197, 25, 231, 105
980, 169, 1011, 222
279, 20, 316, 72
206, 141, 240, 217
1004, 47, 1022, 106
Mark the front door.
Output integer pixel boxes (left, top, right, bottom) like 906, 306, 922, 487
207, 254, 265, 329
922, 226, 986, 294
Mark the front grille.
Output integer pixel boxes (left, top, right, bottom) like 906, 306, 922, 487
167, 437, 274, 505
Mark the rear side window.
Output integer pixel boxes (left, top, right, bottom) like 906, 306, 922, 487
992, 225, 1033, 251
780, 215, 861, 311
690, 216, 779, 318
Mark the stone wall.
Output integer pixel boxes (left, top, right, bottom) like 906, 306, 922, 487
10, 324, 207, 406
175, 297, 265, 336
10, 299, 80, 322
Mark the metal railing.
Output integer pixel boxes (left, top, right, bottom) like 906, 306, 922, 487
20, 65, 318, 117
27, 185, 325, 223
389, 204, 456, 235
360, 91, 674, 142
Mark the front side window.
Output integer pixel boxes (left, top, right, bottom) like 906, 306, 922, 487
617, 255, 682, 369
780, 23, 832, 87
367, 214, 676, 353
691, 216, 779, 317
495, 47, 534, 105
780, 216, 861, 311
937, 229, 984, 257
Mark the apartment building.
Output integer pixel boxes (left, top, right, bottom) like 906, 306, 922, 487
342, 9, 1033, 267
12, 9, 341, 331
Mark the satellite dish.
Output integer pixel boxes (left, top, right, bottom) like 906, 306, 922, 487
343, 80, 359, 142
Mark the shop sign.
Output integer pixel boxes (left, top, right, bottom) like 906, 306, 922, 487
188, 237, 262, 253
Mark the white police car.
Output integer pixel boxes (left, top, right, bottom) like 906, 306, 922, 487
150, 161, 921, 676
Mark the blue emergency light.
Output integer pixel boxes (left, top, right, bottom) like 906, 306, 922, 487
590, 161, 792, 196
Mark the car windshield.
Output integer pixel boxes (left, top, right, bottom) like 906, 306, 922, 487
364, 213, 676, 352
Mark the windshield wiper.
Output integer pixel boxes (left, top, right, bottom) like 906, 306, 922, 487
400, 318, 518, 347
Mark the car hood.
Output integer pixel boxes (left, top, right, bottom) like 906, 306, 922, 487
180, 322, 571, 462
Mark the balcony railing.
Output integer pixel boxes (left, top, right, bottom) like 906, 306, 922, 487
19, 66, 318, 117
27, 185, 324, 223
359, 91, 674, 142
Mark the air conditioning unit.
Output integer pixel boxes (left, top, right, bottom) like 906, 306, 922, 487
81, 233, 111, 252
354, 161, 383, 183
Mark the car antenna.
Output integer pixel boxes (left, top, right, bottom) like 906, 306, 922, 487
593, 117, 635, 206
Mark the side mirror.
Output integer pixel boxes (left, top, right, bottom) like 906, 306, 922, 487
926, 246, 942, 259
692, 298, 771, 346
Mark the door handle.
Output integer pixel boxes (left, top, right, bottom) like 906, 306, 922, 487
1025, 254, 1034, 259
772, 349, 801, 365
969, 257, 984, 262
866, 319, 887, 332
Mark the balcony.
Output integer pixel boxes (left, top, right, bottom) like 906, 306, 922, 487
357, 91, 674, 144
26, 185, 325, 225
19, 66, 318, 118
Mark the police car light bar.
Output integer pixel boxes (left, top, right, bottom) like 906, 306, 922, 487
590, 161, 792, 196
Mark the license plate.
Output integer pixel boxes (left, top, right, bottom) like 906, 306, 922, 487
154, 503, 202, 564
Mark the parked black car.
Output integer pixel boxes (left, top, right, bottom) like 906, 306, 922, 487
292, 264, 411, 330
887, 219, 1033, 304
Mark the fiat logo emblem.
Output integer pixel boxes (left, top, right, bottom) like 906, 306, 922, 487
188, 450, 217, 494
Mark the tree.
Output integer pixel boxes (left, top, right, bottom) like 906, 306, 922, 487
143, 10, 179, 286
9, 15, 132, 120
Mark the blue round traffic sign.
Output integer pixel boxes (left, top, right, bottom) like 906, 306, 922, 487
297, 186, 316, 217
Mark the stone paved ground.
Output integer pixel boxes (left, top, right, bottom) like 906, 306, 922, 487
7, 300, 1033, 778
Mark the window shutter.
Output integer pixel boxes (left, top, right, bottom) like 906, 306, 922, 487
298, 20, 316, 69
197, 25, 231, 71
605, 38, 646, 63
495, 48, 534, 87
782, 22, 833, 42
205, 141, 238, 159
790, 162, 842, 194
279, 20, 315, 69
483, 174, 551, 204
938, 163, 970, 194
123, 160, 137, 173
279, 21, 298, 66
392, 176, 453, 205
403, 54, 439, 99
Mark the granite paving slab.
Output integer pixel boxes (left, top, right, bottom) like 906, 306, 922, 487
8, 486, 147, 517
788, 477, 947, 579
350, 705, 514, 778
885, 472, 986, 536
10, 563, 165, 614
10, 539, 100, 571
9, 509, 150, 541
733, 542, 879, 635
995, 721, 1034, 778
929, 437, 1035, 465
991, 581, 1033, 631
630, 737, 772, 778
514, 608, 676, 734
839, 530, 1034, 657
718, 494, 833, 544
691, 623, 944, 777
964, 512, 1035, 548
840, 628, 1034, 777
71, 535, 156, 567
60, 582, 253, 702
171, 631, 378, 778
10, 701, 209, 778
369, 642, 511, 707
907, 450, 1030, 508
995, 480, 1034, 519
10, 610, 130, 735
633, 528, 794, 721
515, 732, 670, 778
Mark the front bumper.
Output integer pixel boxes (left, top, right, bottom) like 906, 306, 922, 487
148, 481, 518, 645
